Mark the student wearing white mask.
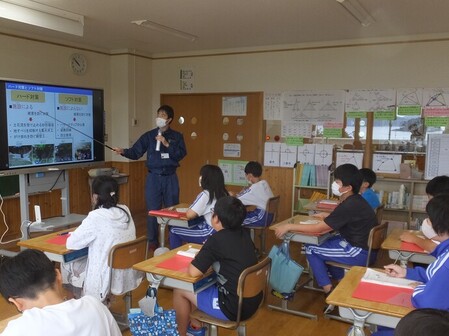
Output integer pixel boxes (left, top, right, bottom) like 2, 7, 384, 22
400, 175, 449, 253
113, 105, 187, 253
274, 163, 377, 310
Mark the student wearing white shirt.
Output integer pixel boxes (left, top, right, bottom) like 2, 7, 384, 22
236, 161, 274, 227
0, 249, 121, 336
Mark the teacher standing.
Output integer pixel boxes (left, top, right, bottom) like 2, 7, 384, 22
113, 105, 187, 251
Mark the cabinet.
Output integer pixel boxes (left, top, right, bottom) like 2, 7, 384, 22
373, 177, 428, 228
292, 162, 331, 216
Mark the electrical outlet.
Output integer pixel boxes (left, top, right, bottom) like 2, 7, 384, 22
132, 118, 138, 126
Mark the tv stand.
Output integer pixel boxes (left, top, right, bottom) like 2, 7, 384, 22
18, 170, 86, 240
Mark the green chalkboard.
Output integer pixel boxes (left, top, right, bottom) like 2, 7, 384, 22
0, 175, 20, 197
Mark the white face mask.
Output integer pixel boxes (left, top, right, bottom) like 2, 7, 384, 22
421, 218, 437, 239
331, 181, 348, 197
198, 176, 202, 188
156, 117, 167, 128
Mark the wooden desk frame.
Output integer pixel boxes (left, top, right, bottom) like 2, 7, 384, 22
133, 244, 216, 293
382, 228, 435, 267
326, 267, 413, 336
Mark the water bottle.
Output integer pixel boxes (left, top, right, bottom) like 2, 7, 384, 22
155, 129, 162, 151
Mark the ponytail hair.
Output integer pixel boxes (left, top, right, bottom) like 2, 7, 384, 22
91, 175, 130, 222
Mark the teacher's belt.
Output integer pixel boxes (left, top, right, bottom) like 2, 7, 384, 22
148, 169, 175, 176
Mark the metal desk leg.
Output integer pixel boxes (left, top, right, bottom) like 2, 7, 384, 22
156, 218, 168, 248
345, 308, 372, 336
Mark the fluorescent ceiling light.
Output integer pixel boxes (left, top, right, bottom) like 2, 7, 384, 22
132, 20, 197, 42
336, 0, 375, 27
0, 0, 84, 36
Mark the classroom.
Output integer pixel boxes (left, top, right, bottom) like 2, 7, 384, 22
1, 1, 449, 335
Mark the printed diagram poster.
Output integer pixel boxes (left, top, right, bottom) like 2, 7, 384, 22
281, 122, 313, 138
280, 143, 297, 168
264, 92, 282, 120
222, 96, 247, 116
297, 144, 315, 164
264, 142, 281, 167
282, 90, 345, 124
314, 144, 333, 166
373, 153, 402, 174
422, 88, 449, 117
425, 134, 449, 180
346, 89, 396, 113
336, 152, 364, 169
218, 160, 247, 186
396, 88, 423, 116
179, 68, 194, 91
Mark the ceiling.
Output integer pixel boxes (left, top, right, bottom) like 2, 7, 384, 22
2, 0, 449, 57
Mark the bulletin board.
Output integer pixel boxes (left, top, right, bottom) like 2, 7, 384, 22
161, 92, 264, 202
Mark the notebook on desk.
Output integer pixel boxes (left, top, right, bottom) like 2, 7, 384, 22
400, 241, 426, 253
352, 268, 415, 308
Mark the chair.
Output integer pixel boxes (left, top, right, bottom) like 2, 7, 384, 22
107, 236, 148, 330
190, 257, 271, 336
375, 203, 384, 226
246, 196, 280, 256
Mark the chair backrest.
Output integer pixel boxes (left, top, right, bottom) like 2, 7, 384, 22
264, 195, 280, 228
235, 257, 271, 323
108, 236, 148, 269
375, 204, 385, 226
366, 221, 388, 266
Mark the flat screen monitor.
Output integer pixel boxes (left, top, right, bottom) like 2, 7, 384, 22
0, 80, 105, 176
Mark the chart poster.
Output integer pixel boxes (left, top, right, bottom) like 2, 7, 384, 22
425, 134, 449, 180
218, 159, 248, 186
372, 153, 402, 175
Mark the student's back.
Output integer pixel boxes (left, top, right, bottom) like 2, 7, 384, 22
1, 296, 120, 336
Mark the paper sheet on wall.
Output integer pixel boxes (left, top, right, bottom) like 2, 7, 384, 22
396, 88, 423, 116
264, 142, 281, 167
218, 160, 248, 186
425, 134, 449, 179
223, 143, 241, 157
264, 92, 282, 120
373, 153, 402, 174
346, 89, 396, 113
222, 96, 247, 116
297, 144, 316, 164
281, 90, 345, 123
422, 88, 449, 116
280, 143, 297, 168
281, 122, 313, 137
336, 151, 364, 169
314, 144, 334, 166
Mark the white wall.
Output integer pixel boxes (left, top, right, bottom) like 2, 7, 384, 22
151, 40, 449, 112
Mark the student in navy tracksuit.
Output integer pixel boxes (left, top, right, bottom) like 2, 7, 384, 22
113, 105, 187, 250
372, 194, 449, 336
274, 164, 377, 296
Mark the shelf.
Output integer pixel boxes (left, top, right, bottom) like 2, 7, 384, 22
374, 150, 426, 156
294, 185, 328, 190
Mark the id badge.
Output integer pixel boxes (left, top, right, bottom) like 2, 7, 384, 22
161, 153, 170, 159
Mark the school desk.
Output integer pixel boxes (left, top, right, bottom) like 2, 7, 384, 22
381, 228, 435, 267
0, 314, 20, 333
326, 266, 413, 336
17, 228, 88, 263
303, 200, 338, 215
132, 243, 215, 293
268, 214, 334, 320
148, 203, 191, 248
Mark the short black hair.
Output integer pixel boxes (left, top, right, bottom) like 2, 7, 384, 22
395, 308, 449, 336
244, 161, 263, 177
213, 196, 246, 230
359, 168, 377, 188
426, 175, 449, 196
0, 249, 57, 300
334, 164, 363, 194
426, 194, 449, 236
158, 105, 174, 121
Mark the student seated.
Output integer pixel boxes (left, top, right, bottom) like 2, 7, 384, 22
62, 175, 142, 302
172, 196, 261, 336
375, 194, 449, 336
399, 175, 449, 253
235, 161, 274, 227
169, 165, 228, 249
0, 249, 121, 336
359, 168, 381, 210
274, 164, 377, 300
394, 308, 449, 336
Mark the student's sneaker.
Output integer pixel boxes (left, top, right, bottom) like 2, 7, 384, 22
186, 325, 207, 336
